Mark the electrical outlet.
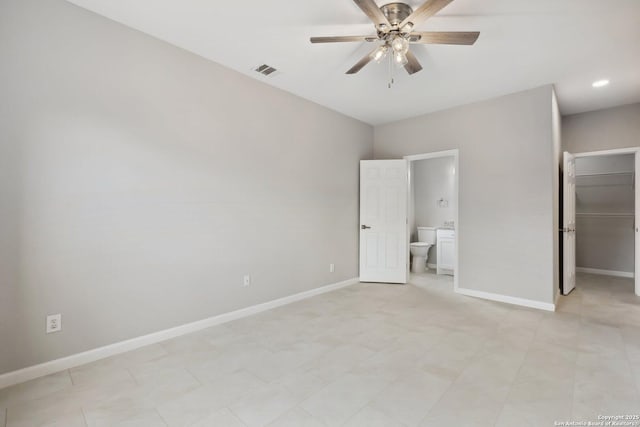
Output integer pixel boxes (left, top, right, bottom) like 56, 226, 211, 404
243, 275, 251, 287
46, 314, 62, 334
329, 263, 335, 273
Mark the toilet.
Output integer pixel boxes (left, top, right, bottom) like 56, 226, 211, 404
410, 227, 436, 273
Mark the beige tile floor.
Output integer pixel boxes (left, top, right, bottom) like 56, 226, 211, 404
1, 272, 639, 426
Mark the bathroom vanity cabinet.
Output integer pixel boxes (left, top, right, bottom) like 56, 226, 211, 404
437, 229, 455, 275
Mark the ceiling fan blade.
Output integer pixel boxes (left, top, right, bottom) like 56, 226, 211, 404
346, 49, 377, 74
404, 51, 423, 75
410, 31, 480, 45
310, 36, 378, 43
353, 0, 391, 30
400, 0, 454, 30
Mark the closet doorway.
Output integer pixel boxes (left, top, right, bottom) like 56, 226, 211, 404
562, 148, 640, 297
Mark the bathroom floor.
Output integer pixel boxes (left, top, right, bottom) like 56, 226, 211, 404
409, 269, 454, 290
1, 273, 639, 426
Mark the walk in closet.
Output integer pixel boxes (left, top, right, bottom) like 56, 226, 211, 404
575, 154, 635, 276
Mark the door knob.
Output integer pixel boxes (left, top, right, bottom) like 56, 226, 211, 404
361, 225, 371, 230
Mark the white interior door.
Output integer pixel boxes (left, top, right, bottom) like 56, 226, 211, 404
633, 151, 640, 296
563, 152, 577, 295
359, 160, 409, 284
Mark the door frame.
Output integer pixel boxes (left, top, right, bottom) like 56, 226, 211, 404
569, 146, 640, 297
404, 149, 460, 291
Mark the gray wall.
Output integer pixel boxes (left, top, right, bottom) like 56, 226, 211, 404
576, 217, 634, 273
375, 86, 557, 304
0, 0, 372, 375
412, 157, 456, 265
575, 155, 635, 273
563, 103, 640, 153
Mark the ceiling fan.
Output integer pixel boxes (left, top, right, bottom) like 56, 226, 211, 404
310, 0, 479, 76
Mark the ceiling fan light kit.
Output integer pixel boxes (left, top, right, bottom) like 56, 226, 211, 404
311, 0, 480, 84
391, 36, 409, 54
394, 51, 408, 66
371, 45, 389, 62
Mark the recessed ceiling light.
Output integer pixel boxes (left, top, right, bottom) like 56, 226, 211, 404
592, 79, 610, 88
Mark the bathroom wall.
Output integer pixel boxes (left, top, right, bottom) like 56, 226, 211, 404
412, 157, 456, 265
375, 86, 557, 305
575, 155, 635, 274
0, 0, 372, 375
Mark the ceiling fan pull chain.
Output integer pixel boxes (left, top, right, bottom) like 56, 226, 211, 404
391, 58, 395, 87
388, 53, 391, 88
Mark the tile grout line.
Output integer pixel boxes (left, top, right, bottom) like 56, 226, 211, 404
184, 367, 205, 387
569, 317, 584, 419
125, 367, 139, 386
80, 407, 89, 427
295, 406, 321, 424
490, 331, 536, 427
415, 333, 491, 426
620, 329, 640, 404
153, 408, 169, 427
156, 407, 171, 427
339, 390, 382, 427
226, 406, 249, 427
292, 345, 387, 425
340, 398, 408, 427
67, 369, 75, 386
345, 326, 440, 426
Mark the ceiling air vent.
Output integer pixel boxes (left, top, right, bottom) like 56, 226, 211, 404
254, 64, 277, 76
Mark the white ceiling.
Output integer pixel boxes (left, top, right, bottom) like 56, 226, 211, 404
66, 0, 640, 125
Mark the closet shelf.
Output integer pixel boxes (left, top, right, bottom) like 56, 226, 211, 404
575, 172, 634, 188
575, 172, 634, 178
576, 184, 634, 187
576, 212, 634, 218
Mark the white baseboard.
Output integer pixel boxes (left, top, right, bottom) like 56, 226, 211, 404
455, 287, 555, 312
0, 277, 359, 390
576, 267, 634, 278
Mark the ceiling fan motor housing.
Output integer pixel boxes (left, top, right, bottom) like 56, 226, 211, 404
380, 3, 414, 28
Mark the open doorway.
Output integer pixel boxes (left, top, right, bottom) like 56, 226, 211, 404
562, 148, 640, 298
575, 154, 634, 277
405, 150, 459, 291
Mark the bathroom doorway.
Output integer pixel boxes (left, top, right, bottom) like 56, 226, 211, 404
404, 150, 459, 291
